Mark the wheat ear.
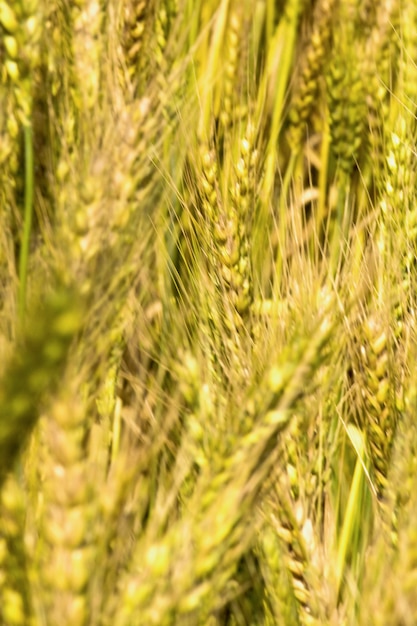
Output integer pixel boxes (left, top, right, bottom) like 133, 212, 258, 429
288, 0, 336, 152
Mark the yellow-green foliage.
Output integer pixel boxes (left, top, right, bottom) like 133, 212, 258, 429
1, 1, 417, 625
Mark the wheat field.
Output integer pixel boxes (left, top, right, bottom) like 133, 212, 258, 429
1, 1, 417, 624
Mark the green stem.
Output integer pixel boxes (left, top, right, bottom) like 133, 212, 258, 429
336, 425, 368, 599
18, 124, 34, 321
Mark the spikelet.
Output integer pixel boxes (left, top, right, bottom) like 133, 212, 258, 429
186, 124, 259, 447
326, 26, 366, 174
258, 522, 301, 625
259, 335, 333, 626
154, 4, 168, 71
348, 164, 401, 538
363, 0, 402, 196
113, 1, 165, 116
0, 0, 42, 125
35, 391, 96, 626
118, 0, 151, 93
358, 372, 417, 625
217, 4, 251, 130
153, 0, 183, 117
195, 142, 226, 374
0, 286, 84, 622
264, 483, 321, 626
199, 144, 220, 233
398, 1, 417, 121
41, 0, 78, 199
383, 120, 417, 287
383, 3, 417, 290
117, 0, 180, 100
180, 143, 232, 458
222, 122, 258, 327
356, 313, 401, 536
287, 0, 336, 151
222, 7, 242, 127
71, 1, 105, 115
348, 74, 415, 542
358, 19, 417, 537
373, 0, 401, 109
54, 93, 161, 297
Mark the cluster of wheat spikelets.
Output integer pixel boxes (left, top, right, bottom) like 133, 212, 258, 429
1, 1, 417, 624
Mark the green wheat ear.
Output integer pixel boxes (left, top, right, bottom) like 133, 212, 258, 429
0, 285, 84, 488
